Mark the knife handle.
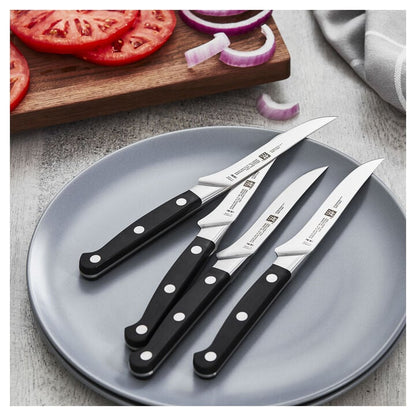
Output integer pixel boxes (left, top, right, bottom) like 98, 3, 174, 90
124, 236, 216, 349
193, 264, 291, 378
79, 190, 202, 279
129, 267, 231, 378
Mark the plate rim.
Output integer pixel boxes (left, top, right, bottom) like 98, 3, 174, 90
26, 125, 406, 405
36, 316, 405, 406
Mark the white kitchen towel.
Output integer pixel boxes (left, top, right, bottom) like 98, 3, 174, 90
314, 10, 406, 113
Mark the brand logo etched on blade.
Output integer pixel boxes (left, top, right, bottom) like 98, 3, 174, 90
197, 163, 274, 232
244, 180, 255, 188
266, 215, 279, 223
258, 152, 271, 160
324, 209, 337, 218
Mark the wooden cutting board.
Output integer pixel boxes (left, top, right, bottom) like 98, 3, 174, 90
10, 11, 290, 133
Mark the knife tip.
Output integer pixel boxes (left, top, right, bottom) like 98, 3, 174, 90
318, 115, 337, 123
365, 158, 384, 169
312, 165, 329, 176
306, 116, 337, 129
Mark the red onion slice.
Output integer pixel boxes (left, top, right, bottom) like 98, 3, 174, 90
179, 10, 273, 36
219, 24, 276, 67
185, 33, 230, 68
256, 94, 300, 120
194, 10, 246, 17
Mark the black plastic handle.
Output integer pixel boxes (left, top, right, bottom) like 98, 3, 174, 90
129, 267, 231, 378
79, 190, 202, 279
124, 236, 216, 349
193, 264, 292, 378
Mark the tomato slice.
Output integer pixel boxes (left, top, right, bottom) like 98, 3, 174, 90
10, 10, 138, 54
78, 10, 176, 66
10, 42, 30, 111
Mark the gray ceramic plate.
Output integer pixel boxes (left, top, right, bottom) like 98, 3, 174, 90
27, 126, 406, 405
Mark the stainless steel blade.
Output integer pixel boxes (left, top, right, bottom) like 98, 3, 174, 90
197, 117, 336, 189
197, 163, 273, 245
274, 159, 383, 273
213, 166, 328, 275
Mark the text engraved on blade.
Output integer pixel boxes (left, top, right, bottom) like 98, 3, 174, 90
225, 140, 285, 183
302, 196, 343, 246
224, 188, 249, 217
269, 141, 284, 153
242, 202, 286, 250
226, 158, 262, 182
243, 223, 271, 249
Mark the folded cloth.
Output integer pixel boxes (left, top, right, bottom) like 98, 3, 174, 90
314, 10, 406, 113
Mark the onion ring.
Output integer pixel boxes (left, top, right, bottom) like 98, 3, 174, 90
256, 93, 300, 120
219, 24, 276, 67
179, 10, 273, 36
185, 33, 230, 68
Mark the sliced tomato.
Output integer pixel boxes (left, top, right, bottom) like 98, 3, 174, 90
10, 10, 138, 54
78, 10, 176, 66
10, 42, 30, 111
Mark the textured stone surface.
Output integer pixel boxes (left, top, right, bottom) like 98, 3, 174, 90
10, 11, 405, 406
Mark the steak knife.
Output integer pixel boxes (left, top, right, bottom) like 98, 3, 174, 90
128, 166, 327, 378
79, 117, 336, 279
124, 162, 274, 349
193, 159, 383, 378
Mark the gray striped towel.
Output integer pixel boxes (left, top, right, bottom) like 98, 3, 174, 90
314, 10, 406, 113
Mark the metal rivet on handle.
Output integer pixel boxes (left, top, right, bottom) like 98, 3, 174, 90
134, 225, 145, 234
136, 325, 148, 335
204, 351, 217, 362
89, 254, 101, 264
140, 351, 152, 361
164, 284, 176, 294
173, 312, 185, 322
176, 198, 187, 206
266, 273, 278, 283
204, 276, 216, 285
191, 245, 202, 254
236, 312, 248, 321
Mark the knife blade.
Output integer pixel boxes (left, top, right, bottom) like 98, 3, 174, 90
79, 117, 336, 279
124, 163, 274, 349
128, 166, 328, 378
193, 159, 383, 378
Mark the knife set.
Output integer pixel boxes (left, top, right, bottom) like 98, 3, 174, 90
79, 117, 382, 379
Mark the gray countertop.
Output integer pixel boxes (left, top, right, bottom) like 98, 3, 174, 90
10, 11, 405, 405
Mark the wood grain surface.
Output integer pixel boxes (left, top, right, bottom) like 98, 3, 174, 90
10, 11, 290, 133
10, 11, 405, 406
